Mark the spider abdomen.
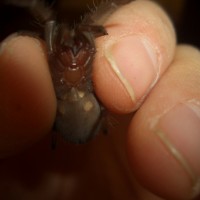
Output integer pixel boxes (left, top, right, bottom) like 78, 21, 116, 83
55, 88, 102, 143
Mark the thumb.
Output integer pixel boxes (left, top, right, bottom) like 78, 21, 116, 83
128, 46, 200, 200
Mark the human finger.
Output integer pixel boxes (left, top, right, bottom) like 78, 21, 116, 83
93, 0, 176, 113
0, 35, 56, 158
127, 45, 200, 200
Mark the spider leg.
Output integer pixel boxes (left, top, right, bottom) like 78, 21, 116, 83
45, 20, 57, 55
77, 25, 108, 38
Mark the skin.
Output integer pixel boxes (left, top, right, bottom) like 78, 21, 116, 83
0, 1, 200, 199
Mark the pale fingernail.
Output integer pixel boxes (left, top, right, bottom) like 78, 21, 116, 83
104, 35, 159, 106
0, 33, 19, 55
0, 34, 42, 57
155, 101, 200, 199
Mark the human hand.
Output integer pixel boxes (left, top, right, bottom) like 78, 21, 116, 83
0, 1, 200, 200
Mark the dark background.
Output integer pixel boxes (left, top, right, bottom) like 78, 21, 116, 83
0, 0, 200, 47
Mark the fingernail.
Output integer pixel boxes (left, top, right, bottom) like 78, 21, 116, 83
0, 34, 42, 57
104, 35, 159, 104
0, 33, 19, 55
155, 101, 200, 199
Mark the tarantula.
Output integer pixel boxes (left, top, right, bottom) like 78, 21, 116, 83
3, 0, 118, 145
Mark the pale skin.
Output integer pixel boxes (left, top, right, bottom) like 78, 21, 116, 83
0, 1, 200, 200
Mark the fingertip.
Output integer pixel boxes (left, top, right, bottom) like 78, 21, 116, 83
127, 116, 194, 200
0, 35, 56, 157
93, 51, 134, 113
93, 0, 176, 114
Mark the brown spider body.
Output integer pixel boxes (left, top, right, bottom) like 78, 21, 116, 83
45, 21, 107, 143
3, 0, 109, 144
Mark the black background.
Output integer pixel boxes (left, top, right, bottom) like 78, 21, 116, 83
0, 0, 199, 48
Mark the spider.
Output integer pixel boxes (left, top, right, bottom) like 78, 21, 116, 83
47, 22, 108, 145
4, 0, 109, 145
